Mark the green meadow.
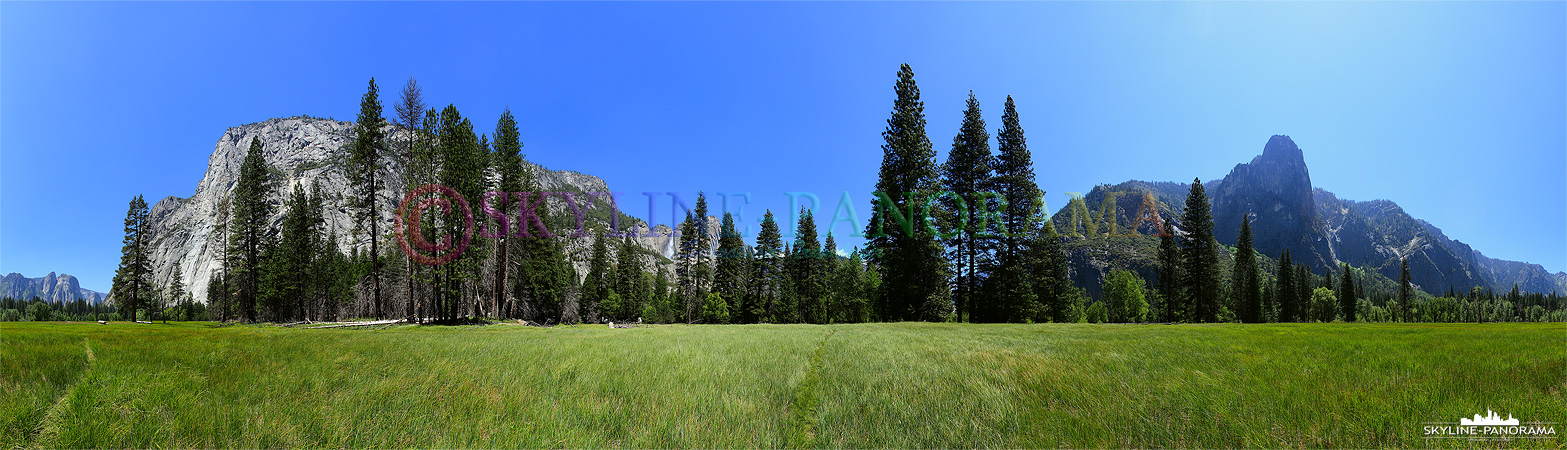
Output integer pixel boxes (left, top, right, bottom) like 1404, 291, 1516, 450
2, 321, 1562, 448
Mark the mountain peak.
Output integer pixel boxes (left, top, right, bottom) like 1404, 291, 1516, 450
1254, 134, 1304, 166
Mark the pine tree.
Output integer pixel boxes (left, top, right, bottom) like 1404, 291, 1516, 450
864, 64, 949, 322
230, 137, 275, 322
1339, 263, 1357, 322
752, 210, 784, 322
1180, 178, 1221, 323
714, 212, 747, 318
984, 96, 1042, 323
791, 207, 825, 323
939, 92, 993, 322
1296, 265, 1314, 316
1277, 249, 1296, 322
1398, 257, 1412, 322
614, 233, 645, 320
433, 104, 491, 320
1156, 229, 1183, 322
111, 195, 152, 321
582, 227, 612, 323
348, 78, 388, 319
1233, 214, 1262, 323
491, 108, 526, 319
1029, 223, 1074, 323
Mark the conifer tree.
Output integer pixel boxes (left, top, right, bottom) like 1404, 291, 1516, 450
1180, 178, 1221, 322
1339, 263, 1357, 322
433, 104, 490, 320
1156, 230, 1183, 322
752, 210, 785, 322
348, 78, 388, 318
939, 92, 993, 322
1029, 223, 1074, 323
1398, 257, 1412, 322
864, 64, 949, 322
1296, 265, 1314, 315
491, 109, 526, 319
984, 96, 1042, 323
1233, 214, 1262, 323
582, 226, 612, 323
714, 212, 747, 316
1277, 249, 1296, 322
230, 137, 274, 322
791, 208, 825, 323
111, 195, 152, 321
614, 233, 645, 320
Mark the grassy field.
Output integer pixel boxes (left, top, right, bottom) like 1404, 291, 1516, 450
2, 321, 1562, 448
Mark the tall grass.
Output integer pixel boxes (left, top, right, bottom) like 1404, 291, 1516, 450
2, 321, 1561, 448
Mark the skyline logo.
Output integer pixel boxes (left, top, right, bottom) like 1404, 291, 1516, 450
1423, 409, 1556, 442
1461, 409, 1520, 426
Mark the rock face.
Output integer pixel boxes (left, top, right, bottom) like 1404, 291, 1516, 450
1, 272, 105, 304
1052, 134, 1567, 296
1210, 135, 1335, 271
135, 116, 696, 305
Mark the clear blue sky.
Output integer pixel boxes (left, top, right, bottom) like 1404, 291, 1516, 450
3, 2, 1562, 293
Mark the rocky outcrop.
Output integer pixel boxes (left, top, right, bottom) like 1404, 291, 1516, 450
1052, 134, 1563, 296
1210, 135, 1334, 272
1, 272, 105, 304
138, 116, 698, 304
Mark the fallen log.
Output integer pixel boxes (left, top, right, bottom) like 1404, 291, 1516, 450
304, 319, 403, 329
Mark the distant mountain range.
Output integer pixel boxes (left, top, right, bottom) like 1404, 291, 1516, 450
1, 272, 106, 304
1052, 135, 1566, 297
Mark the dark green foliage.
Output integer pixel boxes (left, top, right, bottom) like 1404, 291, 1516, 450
1398, 257, 1412, 322
939, 92, 994, 322
751, 211, 785, 323
1156, 230, 1183, 322
714, 213, 747, 318
1233, 215, 1262, 323
675, 193, 714, 322
347, 78, 388, 318
431, 104, 493, 321
865, 64, 950, 322
111, 195, 152, 321
582, 227, 612, 323
612, 234, 646, 320
791, 208, 827, 323
489, 108, 527, 319
983, 96, 1045, 324
1339, 263, 1357, 322
230, 137, 275, 322
1030, 224, 1076, 323
1179, 178, 1221, 322
1277, 249, 1297, 322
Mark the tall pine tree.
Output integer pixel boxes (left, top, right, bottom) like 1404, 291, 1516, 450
939, 92, 993, 322
864, 64, 949, 322
984, 96, 1043, 323
1233, 214, 1262, 323
347, 78, 388, 318
230, 137, 274, 322
111, 195, 152, 321
1277, 249, 1296, 322
1180, 178, 1221, 323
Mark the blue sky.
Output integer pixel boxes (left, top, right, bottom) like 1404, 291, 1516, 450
2, 2, 1562, 293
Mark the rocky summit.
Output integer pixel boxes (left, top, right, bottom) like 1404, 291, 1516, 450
1052, 135, 1566, 297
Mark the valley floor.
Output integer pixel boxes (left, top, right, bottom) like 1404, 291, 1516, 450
2, 321, 1562, 448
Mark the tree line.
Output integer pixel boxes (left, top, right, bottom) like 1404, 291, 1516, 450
104, 69, 1567, 324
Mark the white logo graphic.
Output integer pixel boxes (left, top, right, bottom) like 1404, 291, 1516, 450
1461, 409, 1520, 426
